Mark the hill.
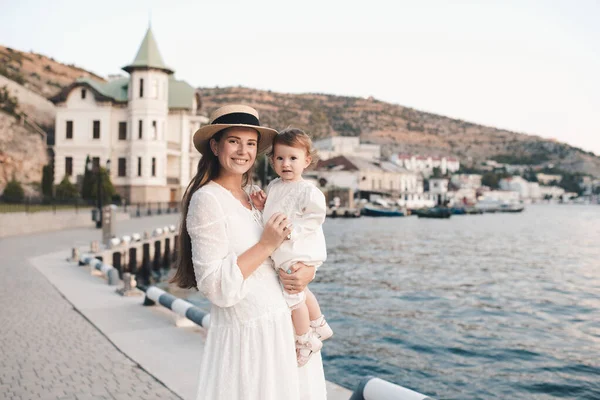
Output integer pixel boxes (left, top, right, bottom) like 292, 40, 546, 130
1, 44, 599, 186
200, 87, 600, 177
0, 45, 104, 98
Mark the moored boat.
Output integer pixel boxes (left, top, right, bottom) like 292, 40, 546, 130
361, 205, 405, 217
413, 207, 452, 219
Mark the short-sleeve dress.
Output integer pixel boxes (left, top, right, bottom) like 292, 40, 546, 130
187, 181, 327, 400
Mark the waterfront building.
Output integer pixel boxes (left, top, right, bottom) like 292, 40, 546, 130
390, 154, 460, 177
313, 136, 381, 161
314, 155, 433, 207
450, 174, 482, 190
428, 178, 449, 205
499, 176, 531, 200
448, 188, 477, 205
539, 185, 566, 200
50, 27, 207, 203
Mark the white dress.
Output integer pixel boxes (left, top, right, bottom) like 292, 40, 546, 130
187, 181, 327, 400
262, 178, 327, 309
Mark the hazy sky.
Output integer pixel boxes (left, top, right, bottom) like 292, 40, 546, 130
2, 0, 599, 155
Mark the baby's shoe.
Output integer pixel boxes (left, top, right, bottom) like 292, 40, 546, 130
296, 331, 323, 368
311, 315, 333, 342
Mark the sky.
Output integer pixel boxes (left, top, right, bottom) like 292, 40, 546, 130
1, 0, 599, 155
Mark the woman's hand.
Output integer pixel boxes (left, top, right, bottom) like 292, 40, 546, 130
279, 262, 315, 294
260, 212, 291, 253
250, 190, 267, 211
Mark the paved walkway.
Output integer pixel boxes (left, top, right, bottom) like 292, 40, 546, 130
0, 215, 352, 400
0, 216, 181, 400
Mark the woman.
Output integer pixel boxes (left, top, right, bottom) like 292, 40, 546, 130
171, 104, 327, 400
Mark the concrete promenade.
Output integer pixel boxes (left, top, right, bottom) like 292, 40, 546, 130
0, 215, 352, 399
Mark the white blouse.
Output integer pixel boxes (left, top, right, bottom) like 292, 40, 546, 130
262, 178, 327, 271
187, 181, 326, 400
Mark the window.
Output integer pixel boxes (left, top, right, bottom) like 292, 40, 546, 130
66, 121, 73, 139
137, 157, 142, 177
152, 120, 157, 140
118, 122, 127, 140
139, 78, 144, 98
93, 120, 100, 139
138, 120, 143, 139
118, 158, 126, 177
92, 157, 100, 170
65, 157, 73, 176
151, 157, 156, 177
81, 89, 86, 99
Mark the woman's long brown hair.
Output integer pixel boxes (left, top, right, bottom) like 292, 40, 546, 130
170, 129, 257, 289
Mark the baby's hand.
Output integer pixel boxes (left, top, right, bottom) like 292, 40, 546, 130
250, 190, 267, 211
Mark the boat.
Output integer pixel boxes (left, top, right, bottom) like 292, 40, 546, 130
413, 207, 452, 219
498, 203, 525, 213
450, 207, 467, 215
361, 205, 405, 217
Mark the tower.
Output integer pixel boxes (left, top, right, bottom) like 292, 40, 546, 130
122, 26, 173, 202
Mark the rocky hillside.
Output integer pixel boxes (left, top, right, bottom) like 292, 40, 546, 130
0, 45, 103, 193
200, 87, 600, 177
0, 111, 48, 195
0, 45, 104, 98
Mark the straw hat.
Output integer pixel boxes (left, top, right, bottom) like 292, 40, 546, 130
192, 104, 277, 155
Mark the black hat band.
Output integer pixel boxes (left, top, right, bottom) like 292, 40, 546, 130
212, 112, 260, 126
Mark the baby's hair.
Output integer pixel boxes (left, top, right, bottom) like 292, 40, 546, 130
268, 127, 319, 168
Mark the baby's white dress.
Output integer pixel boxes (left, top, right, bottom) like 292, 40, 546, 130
188, 181, 326, 400
262, 178, 327, 308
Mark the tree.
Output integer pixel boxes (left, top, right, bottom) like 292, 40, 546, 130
481, 172, 500, 189
524, 168, 538, 182
432, 167, 443, 178
2, 177, 25, 203
80, 165, 116, 204
41, 162, 54, 199
559, 174, 583, 195
55, 176, 79, 201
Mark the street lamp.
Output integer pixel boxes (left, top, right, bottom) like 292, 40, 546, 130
87, 157, 111, 229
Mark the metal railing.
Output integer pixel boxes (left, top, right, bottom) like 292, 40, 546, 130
0, 199, 180, 216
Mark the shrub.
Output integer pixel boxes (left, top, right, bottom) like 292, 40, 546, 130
55, 176, 79, 201
2, 178, 25, 203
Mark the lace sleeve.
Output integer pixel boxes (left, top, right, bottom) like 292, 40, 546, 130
187, 190, 249, 308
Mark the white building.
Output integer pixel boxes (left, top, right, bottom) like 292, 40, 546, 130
499, 176, 531, 200
314, 155, 434, 207
536, 173, 562, 185
448, 188, 477, 205
539, 185, 566, 200
390, 154, 460, 177
50, 27, 207, 203
428, 178, 449, 205
450, 174, 482, 190
313, 136, 381, 161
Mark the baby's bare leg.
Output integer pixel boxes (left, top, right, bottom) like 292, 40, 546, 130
291, 300, 311, 335
304, 287, 322, 321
